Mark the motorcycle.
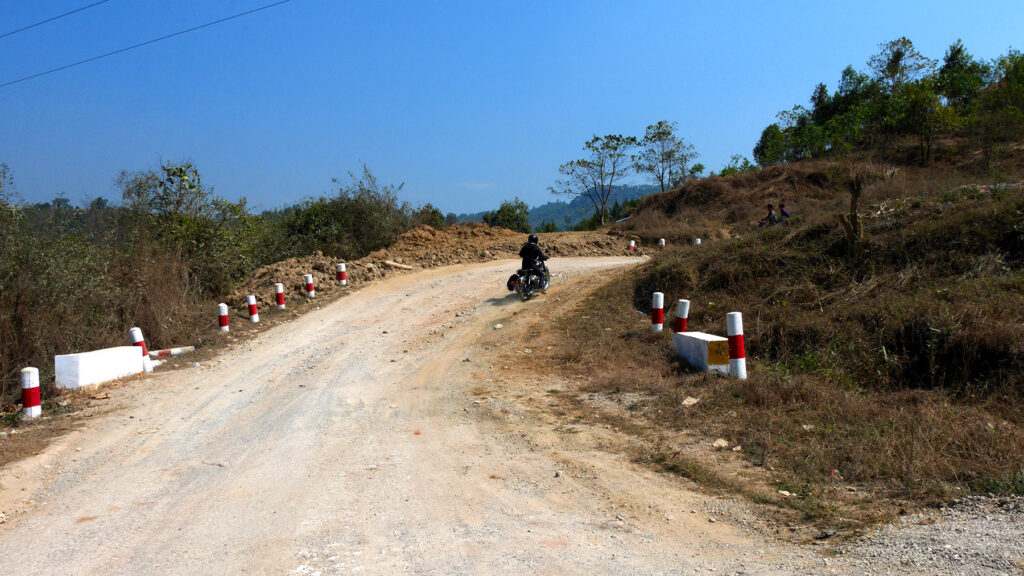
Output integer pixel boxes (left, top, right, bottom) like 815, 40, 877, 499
506, 263, 550, 301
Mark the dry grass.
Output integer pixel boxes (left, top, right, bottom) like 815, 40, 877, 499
529, 154, 1024, 529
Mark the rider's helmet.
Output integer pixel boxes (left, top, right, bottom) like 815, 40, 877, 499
528, 234, 538, 244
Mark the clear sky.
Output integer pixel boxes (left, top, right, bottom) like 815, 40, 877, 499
1, 0, 1021, 214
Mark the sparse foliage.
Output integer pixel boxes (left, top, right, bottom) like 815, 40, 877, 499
634, 121, 699, 191
551, 134, 639, 225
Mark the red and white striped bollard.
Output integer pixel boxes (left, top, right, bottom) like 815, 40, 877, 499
305, 274, 315, 298
337, 263, 347, 286
274, 283, 285, 309
21, 367, 41, 418
218, 303, 230, 332
628, 240, 636, 253
651, 292, 664, 333
673, 299, 690, 333
149, 346, 196, 358
247, 295, 259, 323
726, 312, 747, 379
658, 238, 666, 250
129, 327, 148, 356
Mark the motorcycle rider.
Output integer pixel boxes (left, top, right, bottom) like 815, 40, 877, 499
519, 233, 550, 291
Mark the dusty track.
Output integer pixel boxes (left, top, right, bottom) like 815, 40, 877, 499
0, 258, 821, 575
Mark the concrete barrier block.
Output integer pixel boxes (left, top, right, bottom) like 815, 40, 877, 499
55, 346, 145, 390
673, 331, 729, 374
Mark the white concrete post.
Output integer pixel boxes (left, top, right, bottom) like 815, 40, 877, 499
337, 263, 347, 286
651, 292, 664, 333
218, 303, 230, 332
673, 299, 690, 333
695, 238, 702, 245
628, 240, 636, 253
658, 238, 666, 250
21, 367, 41, 418
304, 274, 315, 298
726, 312, 747, 380
274, 283, 285, 309
247, 295, 259, 323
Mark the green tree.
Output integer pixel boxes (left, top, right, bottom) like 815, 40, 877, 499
550, 134, 639, 225
969, 50, 1024, 164
715, 155, 757, 177
937, 39, 991, 111
753, 123, 787, 166
868, 37, 937, 93
634, 120, 699, 192
444, 212, 457, 226
483, 198, 531, 232
895, 79, 959, 162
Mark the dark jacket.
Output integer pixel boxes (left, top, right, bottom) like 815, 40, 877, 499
519, 242, 548, 271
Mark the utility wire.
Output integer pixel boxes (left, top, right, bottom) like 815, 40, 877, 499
0, 1, 112, 40
0, 0, 293, 89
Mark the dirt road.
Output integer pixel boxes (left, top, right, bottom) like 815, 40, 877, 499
0, 258, 821, 575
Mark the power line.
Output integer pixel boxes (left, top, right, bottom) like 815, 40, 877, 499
0, 1, 112, 40
0, 0, 293, 89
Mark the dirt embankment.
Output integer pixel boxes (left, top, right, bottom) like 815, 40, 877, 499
229, 224, 637, 310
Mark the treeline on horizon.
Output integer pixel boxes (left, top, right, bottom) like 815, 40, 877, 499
0, 161, 443, 397
753, 37, 1024, 166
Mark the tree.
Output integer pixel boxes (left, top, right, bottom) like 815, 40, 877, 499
119, 161, 211, 219
444, 212, 457, 226
753, 123, 787, 166
483, 198, 531, 232
895, 79, 958, 162
550, 134, 639, 226
715, 155, 757, 177
937, 39, 991, 111
969, 50, 1024, 164
634, 121, 699, 192
868, 37, 936, 93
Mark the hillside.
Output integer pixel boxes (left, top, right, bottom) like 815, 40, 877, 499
540, 146, 1024, 526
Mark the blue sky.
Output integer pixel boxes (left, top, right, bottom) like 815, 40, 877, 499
1, 1, 1021, 214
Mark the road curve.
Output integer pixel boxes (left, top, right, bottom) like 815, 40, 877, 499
0, 257, 817, 575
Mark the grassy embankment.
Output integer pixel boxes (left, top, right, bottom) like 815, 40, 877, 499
544, 155, 1024, 527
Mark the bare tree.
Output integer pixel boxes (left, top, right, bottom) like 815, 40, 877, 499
634, 121, 699, 191
550, 134, 638, 225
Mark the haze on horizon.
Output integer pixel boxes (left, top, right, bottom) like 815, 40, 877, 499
1, 0, 1021, 214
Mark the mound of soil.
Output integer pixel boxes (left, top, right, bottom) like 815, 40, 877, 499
229, 224, 636, 310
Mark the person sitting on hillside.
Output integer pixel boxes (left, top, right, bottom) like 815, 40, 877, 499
779, 203, 791, 220
519, 233, 550, 290
757, 204, 779, 228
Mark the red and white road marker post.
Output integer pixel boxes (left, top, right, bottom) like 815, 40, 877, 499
274, 283, 286, 309
673, 299, 690, 333
21, 367, 41, 418
149, 346, 196, 358
247, 295, 260, 323
129, 327, 153, 373
726, 312, 747, 379
628, 240, 636, 253
651, 292, 665, 333
305, 274, 316, 298
658, 238, 666, 250
337, 263, 347, 286
218, 303, 230, 332
129, 327, 148, 356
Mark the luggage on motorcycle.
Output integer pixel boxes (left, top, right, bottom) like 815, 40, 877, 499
506, 274, 518, 292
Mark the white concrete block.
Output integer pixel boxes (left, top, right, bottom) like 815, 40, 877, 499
55, 346, 145, 390
673, 331, 729, 374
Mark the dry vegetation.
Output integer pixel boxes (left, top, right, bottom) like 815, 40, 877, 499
527, 151, 1024, 531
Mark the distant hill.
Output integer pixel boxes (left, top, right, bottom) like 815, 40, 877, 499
457, 184, 659, 230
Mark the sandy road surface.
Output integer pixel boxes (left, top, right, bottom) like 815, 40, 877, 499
0, 258, 822, 575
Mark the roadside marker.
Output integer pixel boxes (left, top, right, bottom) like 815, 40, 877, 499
247, 295, 260, 323
275, 283, 285, 309
337, 263, 347, 286
149, 346, 196, 358
652, 292, 665, 333
21, 367, 41, 418
628, 240, 636, 253
673, 299, 690, 333
658, 238, 666, 250
727, 312, 747, 379
218, 303, 230, 332
129, 327, 153, 373
305, 274, 315, 298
